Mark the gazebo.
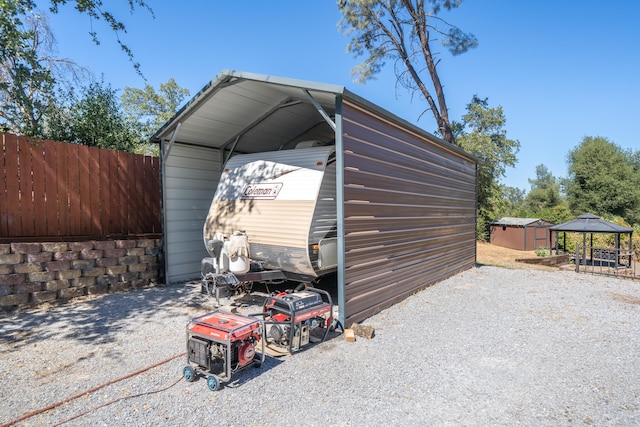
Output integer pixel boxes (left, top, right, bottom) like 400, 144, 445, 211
549, 213, 633, 267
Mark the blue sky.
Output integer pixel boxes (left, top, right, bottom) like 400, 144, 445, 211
45, 1, 640, 192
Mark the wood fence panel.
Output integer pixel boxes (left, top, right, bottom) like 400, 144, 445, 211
31, 139, 47, 236
127, 151, 136, 233
18, 136, 35, 236
142, 156, 153, 233
88, 145, 101, 235
99, 149, 111, 234
4, 134, 19, 236
44, 138, 58, 236
67, 143, 82, 235
78, 144, 91, 235
18, 137, 36, 236
151, 156, 160, 233
119, 151, 131, 234
133, 154, 145, 234
0, 135, 8, 236
56, 141, 70, 235
108, 149, 120, 234
127, 152, 137, 232
1, 133, 161, 240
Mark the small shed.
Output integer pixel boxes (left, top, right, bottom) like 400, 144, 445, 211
489, 217, 553, 251
152, 70, 478, 325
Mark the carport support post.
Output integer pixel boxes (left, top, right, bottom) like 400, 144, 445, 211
335, 96, 346, 327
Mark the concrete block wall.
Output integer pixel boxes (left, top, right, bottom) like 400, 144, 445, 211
0, 239, 162, 310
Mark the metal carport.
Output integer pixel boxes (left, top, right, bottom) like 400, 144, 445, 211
153, 70, 477, 325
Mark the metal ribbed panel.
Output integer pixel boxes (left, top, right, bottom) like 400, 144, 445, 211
163, 144, 222, 282
341, 100, 477, 325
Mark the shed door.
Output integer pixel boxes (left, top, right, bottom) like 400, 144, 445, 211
341, 100, 477, 325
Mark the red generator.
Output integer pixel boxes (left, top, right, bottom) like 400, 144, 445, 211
261, 287, 334, 354
183, 310, 264, 391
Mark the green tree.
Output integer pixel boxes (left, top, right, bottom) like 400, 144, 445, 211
498, 185, 526, 217
455, 95, 520, 238
521, 164, 564, 213
55, 79, 138, 151
0, 5, 56, 135
338, 0, 477, 144
121, 78, 190, 154
534, 205, 572, 226
566, 136, 640, 225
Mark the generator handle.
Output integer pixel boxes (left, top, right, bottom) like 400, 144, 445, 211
246, 310, 270, 318
305, 287, 334, 342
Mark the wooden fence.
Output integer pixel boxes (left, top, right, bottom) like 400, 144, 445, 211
0, 133, 161, 242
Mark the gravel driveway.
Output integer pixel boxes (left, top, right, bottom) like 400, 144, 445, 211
1, 266, 640, 426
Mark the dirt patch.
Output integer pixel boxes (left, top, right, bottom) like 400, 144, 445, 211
611, 293, 640, 305
476, 241, 559, 271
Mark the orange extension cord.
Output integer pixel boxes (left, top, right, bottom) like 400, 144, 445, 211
1, 352, 186, 427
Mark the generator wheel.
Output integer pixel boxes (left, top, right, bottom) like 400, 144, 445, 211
253, 360, 261, 369
183, 366, 196, 382
206, 376, 219, 391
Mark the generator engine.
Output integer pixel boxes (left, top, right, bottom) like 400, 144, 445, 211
184, 311, 264, 391
262, 287, 333, 353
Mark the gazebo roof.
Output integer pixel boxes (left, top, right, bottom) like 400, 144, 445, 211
549, 213, 633, 234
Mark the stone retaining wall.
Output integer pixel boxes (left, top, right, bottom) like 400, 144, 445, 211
0, 239, 162, 311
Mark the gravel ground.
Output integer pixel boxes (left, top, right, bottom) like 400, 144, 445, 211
2, 266, 640, 426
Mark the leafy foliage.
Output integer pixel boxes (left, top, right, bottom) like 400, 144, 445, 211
565, 136, 640, 225
0, 4, 57, 135
338, 0, 477, 144
48, 78, 138, 151
497, 185, 526, 217
454, 95, 520, 238
121, 78, 190, 154
520, 164, 565, 216
0, 1, 187, 155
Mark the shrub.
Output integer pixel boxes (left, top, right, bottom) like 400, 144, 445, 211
535, 247, 550, 257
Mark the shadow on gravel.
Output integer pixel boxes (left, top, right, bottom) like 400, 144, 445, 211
0, 282, 208, 351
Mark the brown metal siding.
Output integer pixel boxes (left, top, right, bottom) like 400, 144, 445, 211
490, 225, 526, 250
341, 100, 477, 325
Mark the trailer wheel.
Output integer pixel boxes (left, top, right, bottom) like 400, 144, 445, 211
206, 376, 219, 391
183, 366, 196, 382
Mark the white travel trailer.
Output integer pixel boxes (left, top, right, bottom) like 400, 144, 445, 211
201, 143, 337, 299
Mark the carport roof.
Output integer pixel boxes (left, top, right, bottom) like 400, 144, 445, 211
151, 69, 470, 158
549, 213, 633, 233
